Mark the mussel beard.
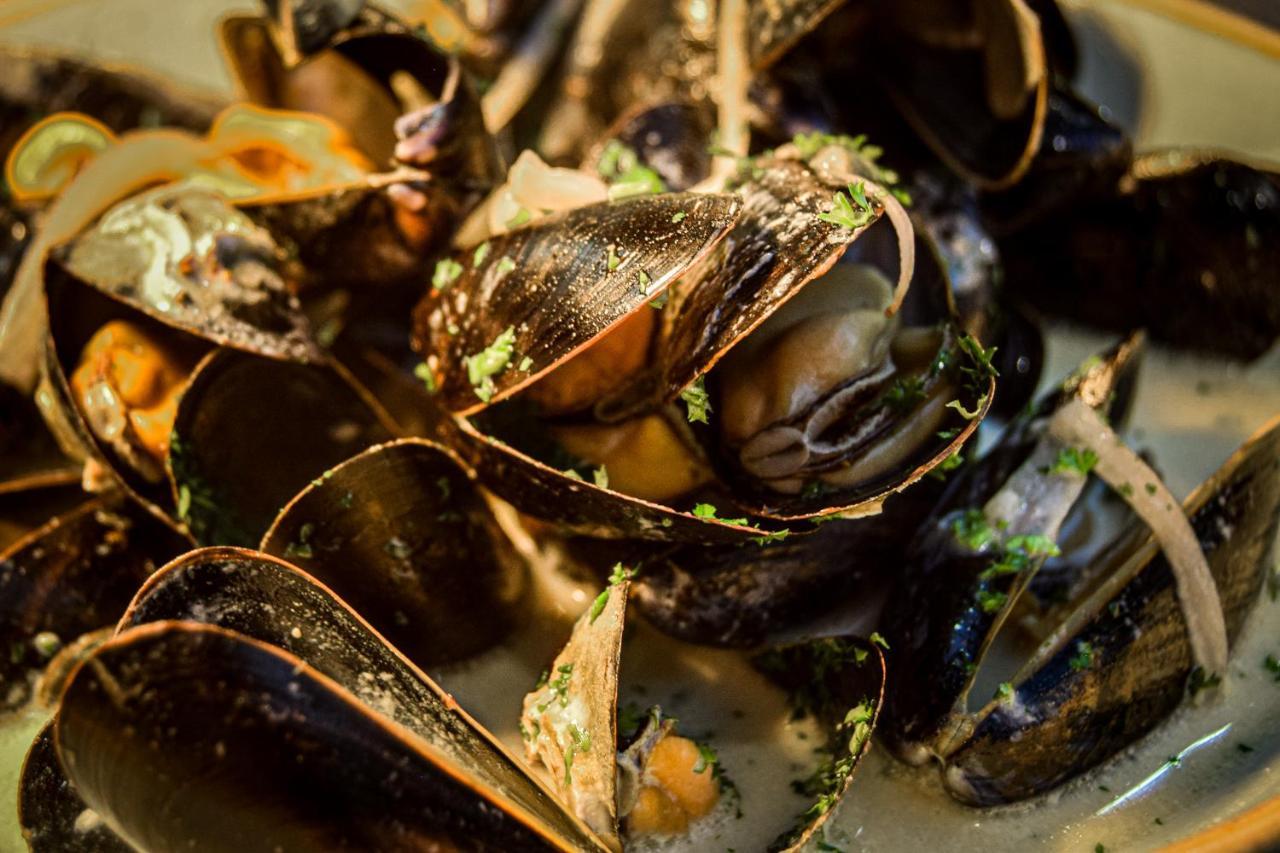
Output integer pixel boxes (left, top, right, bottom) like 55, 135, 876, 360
716, 261, 954, 495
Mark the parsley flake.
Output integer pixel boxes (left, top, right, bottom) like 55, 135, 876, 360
465, 326, 516, 402
432, 258, 463, 290
681, 376, 712, 424
817, 181, 875, 230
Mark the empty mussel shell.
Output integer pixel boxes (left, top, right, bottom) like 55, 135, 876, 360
876, 0, 1049, 189
49, 184, 321, 364
754, 635, 886, 850
168, 347, 397, 545
948, 414, 1280, 804
0, 493, 188, 713
882, 333, 1145, 761
20, 723, 132, 853
42, 548, 609, 850
261, 438, 528, 665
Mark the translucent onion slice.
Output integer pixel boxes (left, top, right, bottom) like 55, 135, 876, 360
1047, 397, 1229, 676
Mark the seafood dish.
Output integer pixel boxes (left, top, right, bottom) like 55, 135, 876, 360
0, 0, 1277, 850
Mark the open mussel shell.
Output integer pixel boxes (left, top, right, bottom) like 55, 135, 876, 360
947, 414, 1280, 805
239, 168, 438, 289
876, 0, 1048, 189
415, 191, 740, 415
999, 151, 1280, 360
881, 332, 1144, 761
657, 159, 874, 399
218, 13, 401, 162
38, 548, 609, 851
47, 184, 322, 365
169, 347, 397, 546
0, 493, 188, 713
441, 411, 763, 543
979, 84, 1132, 233
287, 3, 499, 187
753, 636, 886, 850
41, 270, 206, 517
21, 723, 132, 853
586, 101, 716, 193
261, 438, 528, 665
522, 576, 630, 847
682, 205, 989, 521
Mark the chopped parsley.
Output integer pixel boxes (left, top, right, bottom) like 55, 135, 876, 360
473, 241, 491, 267
946, 398, 984, 420
868, 632, 889, 650
681, 376, 712, 424
637, 269, 653, 293
956, 334, 999, 405
884, 375, 926, 412
756, 639, 869, 721
518, 355, 533, 372
592, 466, 609, 488
607, 244, 621, 271
284, 522, 315, 560
536, 663, 575, 712
751, 528, 791, 546
671, 210, 687, 223
953, 509, 997, 551
929, 450, 964, 481
692, 503, 749, 526
465, 326, 516, 402
995, 682, 1014, 701
413, 362, 437, 394
496, 256, 516, 276
817, 181, 875, 230
693, 742, 718, 774
589, 563, 633, 623
596, 139, 666, 198
432, 257, 463, 290
564, 723, 591, 786
1188, 666, 1221, 696
1048, 447, 1100, 476
1069, 641, 1095, 672
975, 589, 1008, 614
978, 534, 1061, 581
789, 131, 910, 204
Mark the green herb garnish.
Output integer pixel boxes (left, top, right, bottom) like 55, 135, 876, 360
465, 326, 516, 402
681, 376, 712, 424
817, 181, 875, 230
1069, 641, 1095, 671
432, 257, 463, 290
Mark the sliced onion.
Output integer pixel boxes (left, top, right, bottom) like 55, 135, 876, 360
862, 178, 916, 318
1048, 397, 1229, 677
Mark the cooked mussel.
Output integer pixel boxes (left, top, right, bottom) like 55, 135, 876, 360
416, 143, 991, 544
881, 336, 1280, 805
